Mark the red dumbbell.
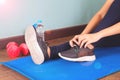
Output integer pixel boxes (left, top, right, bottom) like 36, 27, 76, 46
19, 43, 29, 56
6, 42, 20, 58
6, 42, 18, 48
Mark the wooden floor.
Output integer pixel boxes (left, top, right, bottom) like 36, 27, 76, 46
0, 36, 120, 80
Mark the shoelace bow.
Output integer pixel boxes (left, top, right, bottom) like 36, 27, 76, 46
74, 46, 80, 53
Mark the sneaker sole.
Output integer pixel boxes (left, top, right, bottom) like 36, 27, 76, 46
58, 53, 96, 62
25, 26, 44, 64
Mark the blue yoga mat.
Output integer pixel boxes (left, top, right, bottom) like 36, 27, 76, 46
2, 47, 120, 80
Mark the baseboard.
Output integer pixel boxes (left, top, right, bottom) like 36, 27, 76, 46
0, 24, 86, 49
45, 24, 86, 40
0, 35, 25, 49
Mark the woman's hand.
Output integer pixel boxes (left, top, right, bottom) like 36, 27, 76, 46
69, 33, 102, 48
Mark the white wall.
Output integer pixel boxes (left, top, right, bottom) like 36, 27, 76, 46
0, 0, 105, 38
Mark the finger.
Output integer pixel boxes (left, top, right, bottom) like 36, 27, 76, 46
78, 35, 86, 46
71, 35, 80, 46
70, 38, 79, 47
69, 36, 77, 47
78, 38, 82, 46
69, 40, 74, 47
80, 39, 88, 48
72, 39, 79, 46
84, 42, 91, 48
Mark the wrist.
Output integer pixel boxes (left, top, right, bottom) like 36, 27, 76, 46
96, 31, 104, 39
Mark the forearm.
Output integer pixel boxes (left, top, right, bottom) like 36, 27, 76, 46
81, 13, 103, 34
81, 0, 114, 35
96, 22, 120, 38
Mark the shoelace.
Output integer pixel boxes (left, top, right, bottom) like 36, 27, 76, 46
73, 46, 79, 53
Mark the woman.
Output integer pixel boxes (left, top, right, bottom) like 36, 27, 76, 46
25, 0, 120, 64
